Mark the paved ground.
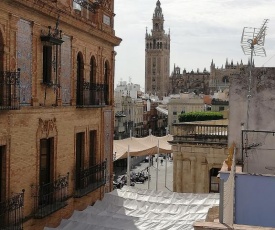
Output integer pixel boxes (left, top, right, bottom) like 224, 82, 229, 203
114, 156, 174, 192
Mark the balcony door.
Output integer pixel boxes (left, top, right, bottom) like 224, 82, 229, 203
40, 138, 54, 186
76, 53, 84, 106
104, 61, 109, 105
90, 56, 96, 105
209, 168, 220, 193
89, 131, 96, 167
0, 146, 5, 203
39, 138, 54, 205
75, 132, 85, 190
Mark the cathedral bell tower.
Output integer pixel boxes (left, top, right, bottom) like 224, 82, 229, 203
145, 0, 170, 98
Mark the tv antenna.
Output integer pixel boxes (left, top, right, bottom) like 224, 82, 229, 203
240, 19, 269, 170
241, 19, 269, 57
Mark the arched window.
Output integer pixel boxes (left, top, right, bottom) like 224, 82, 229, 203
90, 56, 96, 84
153, 39, 156, 49
76, 52, 84, 106
0, 32, 3, 72
104, 61, 110, 105
155, 23, 159, 30
90, 56, 97, 105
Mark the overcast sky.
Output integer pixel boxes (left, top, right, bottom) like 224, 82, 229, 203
114, 0, 275, 90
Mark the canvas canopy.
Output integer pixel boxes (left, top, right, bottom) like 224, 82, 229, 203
44, 186, 219, 230
113, 135, 173, 160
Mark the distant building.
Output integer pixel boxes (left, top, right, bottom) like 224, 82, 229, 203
167, 94, 205, 132
145, 0, 170, 98
209, 59, 251, 93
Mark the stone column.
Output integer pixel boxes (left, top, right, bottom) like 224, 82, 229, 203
176, 154, 182, 192
31, 22, 40, 106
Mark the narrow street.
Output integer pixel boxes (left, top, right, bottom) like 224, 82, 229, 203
123, 156, 174, 192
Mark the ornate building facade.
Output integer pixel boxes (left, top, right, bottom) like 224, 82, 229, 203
0, 0, 121, 229
145, 0, 170, 99
169, 65, 210, 94
169, 59, 251, 95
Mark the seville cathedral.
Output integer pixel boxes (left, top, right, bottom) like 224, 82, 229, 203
169, 59, 252, 95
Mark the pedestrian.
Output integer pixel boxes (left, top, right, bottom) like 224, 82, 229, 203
160, 159, 163, 166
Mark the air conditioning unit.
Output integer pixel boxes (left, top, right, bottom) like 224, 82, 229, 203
73, 2, 82, 12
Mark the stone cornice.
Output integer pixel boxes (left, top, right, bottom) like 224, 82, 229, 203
3, 0, 121, 46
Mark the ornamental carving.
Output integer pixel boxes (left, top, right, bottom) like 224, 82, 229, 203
102, 0, 111, 10
38, 118, 57, 138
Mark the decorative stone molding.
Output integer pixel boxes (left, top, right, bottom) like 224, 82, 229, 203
38, 118, 57, 139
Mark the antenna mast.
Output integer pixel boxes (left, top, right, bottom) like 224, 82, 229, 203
240, 19, 269, 170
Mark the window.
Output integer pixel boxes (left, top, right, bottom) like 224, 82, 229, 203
39, 138, 54, 207
173, 111, 177, 115
0, 146, 6, 203
76, 53, 84, 106
42, 45, 52, 84
90, 56, 96, 105
89, 131, 97, 167
104, 61, 109, 105
219, 106, 225, 111
209, 168, 220, 193
40, 138, 54, 188
75, 132, 85, 190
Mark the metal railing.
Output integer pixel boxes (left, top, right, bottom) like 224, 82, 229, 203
76, 82, 109, 107
0, 70, 20, 110
74, 161, 106, 198
31, 173, 69, 219
0, 190, 25, 230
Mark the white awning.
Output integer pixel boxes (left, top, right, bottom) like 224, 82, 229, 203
156, 106, 168, 115
113, 135, 173, 160
44, 187, 219, 230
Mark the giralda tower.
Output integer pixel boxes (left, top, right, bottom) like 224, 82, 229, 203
145, 0, 170, 98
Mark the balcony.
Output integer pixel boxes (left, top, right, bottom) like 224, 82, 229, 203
0, 70, 20, 110
76, 82, 109, 108
0, 190, 25, 230
171, 123, 228, 145
31, 173, 69, 219
74, 161, 106, 198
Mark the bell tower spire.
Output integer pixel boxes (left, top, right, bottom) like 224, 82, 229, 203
152, 0, 164, 34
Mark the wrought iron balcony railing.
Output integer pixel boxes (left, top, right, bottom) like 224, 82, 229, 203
76, 82, 109, 107
31, 173, 69, 219
74, 161, 106, 198
0, 70, 20, 110
0, 190, 25, 230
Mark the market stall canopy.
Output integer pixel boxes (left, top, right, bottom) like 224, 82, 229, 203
113, 135, 173, 160
44, 186, 219, 230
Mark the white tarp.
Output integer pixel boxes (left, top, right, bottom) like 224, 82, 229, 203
44, 187, 219, 230
114, 135, 173, 160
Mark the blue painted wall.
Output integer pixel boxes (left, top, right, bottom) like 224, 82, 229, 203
220, 172, 275, 227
